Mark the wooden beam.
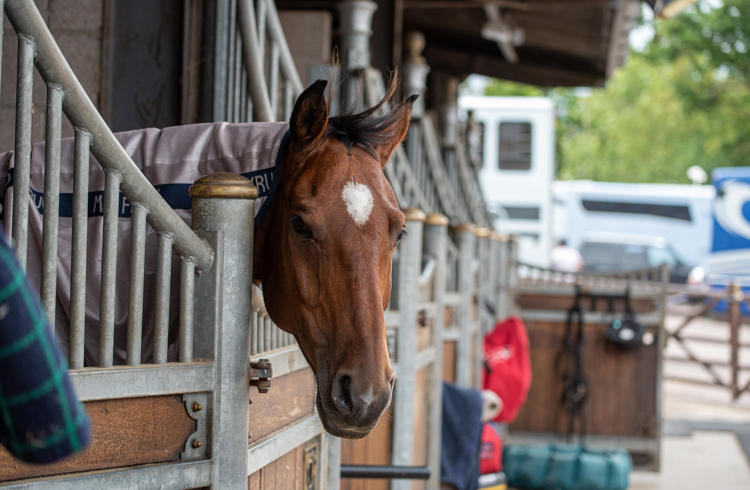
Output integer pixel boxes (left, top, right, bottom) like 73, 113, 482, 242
424, 43, 605, 87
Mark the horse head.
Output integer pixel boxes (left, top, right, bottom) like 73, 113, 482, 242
254, 77, 415, 438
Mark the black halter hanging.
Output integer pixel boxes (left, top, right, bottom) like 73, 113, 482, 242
559, 285, 588, 438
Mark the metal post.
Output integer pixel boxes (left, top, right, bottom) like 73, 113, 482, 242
41, 84, 63, 322
454, 223, 475, 387
190, 173, 257, 487
488, 232, 502, 323
475, 227, 491, 388
439, 77, 460, 195
12, 34, 34, 270
391, 208, 425, 490
337, 0, 377, 112
403, 31, 430, 198
728, 281, 742, 400
424, 213, 448, 490
326, 434, 341, 490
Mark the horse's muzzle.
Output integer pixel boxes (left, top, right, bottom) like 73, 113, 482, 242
316, 371, 394, 438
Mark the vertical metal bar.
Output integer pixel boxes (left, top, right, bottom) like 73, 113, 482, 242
153, 233, 173, 364
424, 214, 447, 490
455, 224, 475, 387
729, 282, 742, 400
179, 258, 196, 362
327, 434, 342, 490
233, 29, 243, 122
126, 203, 148, 365
69, 129, 90, 369
226, 0, 237, 122
256, 0, 267, 60
250, 310, 258, 354
256, 313, 264, 353
0, 0, 5, 90
391, 208, 425, 490
283, 81, 293, 120
213, 0, 230, 121
268, 42, 279, 119
99, 170, 121, 368
237, 0, 273, 121
263, 317, 273, 352
11, 35, 35, 270
240, 59, 248, 121
41, 84, 63, 322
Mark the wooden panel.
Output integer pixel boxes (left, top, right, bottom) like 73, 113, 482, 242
0, 395, 195, 482
510, 320, 659, 438
443, 341, 456, 383
517, 294, 657, 315
340, 405, 393, 490
248, 445, 304, 490
249, 368, 316, 442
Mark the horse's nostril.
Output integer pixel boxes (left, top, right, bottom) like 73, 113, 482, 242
389, 376, 396, 390
332, 374, 354, 415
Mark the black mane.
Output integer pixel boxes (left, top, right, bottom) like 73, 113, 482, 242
324, 75, 417, 158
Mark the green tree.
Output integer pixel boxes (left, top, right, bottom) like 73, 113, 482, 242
485, 0, 750, 183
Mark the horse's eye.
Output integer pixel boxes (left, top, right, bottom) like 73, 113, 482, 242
291, 216, 313, 239
395, 228, 407, 247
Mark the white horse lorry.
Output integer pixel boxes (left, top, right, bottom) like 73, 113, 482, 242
459, 96, 556, 267
460, 94, 715, 274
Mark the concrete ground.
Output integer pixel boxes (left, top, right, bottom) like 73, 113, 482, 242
629, 311, 750, 489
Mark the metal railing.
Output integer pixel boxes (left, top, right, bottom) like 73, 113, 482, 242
0, 0, 329, 488
213, 0, 303, 123
3, 0, 212, 370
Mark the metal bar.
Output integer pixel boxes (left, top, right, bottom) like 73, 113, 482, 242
455, 225, 475, 387
0, 0, 4, 89
262, 0, 303, 94
71, 362, 215, 401
179, 258, 196, 363
283, 81, 293, 120
3, 460, 212, 489
341, 465, 430, 480
256, 0, 267, 59
423, 214, 448, 490
69, 128, 91, 369
153, 233, 173, 364
126, 203, 148, 365
5, 0, 214, 271
729, 282, 742, 400
212, 0, 230, 121
236, 0, 274, 121
391, 209, 425, 490
99, 170, 121, 368
11, 34, 34, 270
226, 0, 237, 122
269, 41, 279, 119
41, 84, 63, 321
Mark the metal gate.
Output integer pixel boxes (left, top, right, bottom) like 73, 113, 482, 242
0, 0, 329, 488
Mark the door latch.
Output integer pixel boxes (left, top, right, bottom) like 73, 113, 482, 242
249, 358, 272, 393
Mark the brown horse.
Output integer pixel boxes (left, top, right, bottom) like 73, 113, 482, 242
255, 78, 415, 438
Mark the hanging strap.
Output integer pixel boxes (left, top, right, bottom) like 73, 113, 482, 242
559, 286, 588, 439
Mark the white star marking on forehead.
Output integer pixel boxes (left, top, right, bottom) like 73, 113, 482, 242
342, 181, 374, 225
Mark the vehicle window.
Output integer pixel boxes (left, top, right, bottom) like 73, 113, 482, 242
621, 244, 648, 270
580, 242, 623, 268
498, 122, 532, 170
647, 246, 676, 267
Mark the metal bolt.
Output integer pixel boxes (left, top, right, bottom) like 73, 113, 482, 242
192, 402, 203, 412
192, 440, 203, 449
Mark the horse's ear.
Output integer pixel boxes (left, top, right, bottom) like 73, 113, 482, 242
290, 80, 329, 150
376, 94, 418, 167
